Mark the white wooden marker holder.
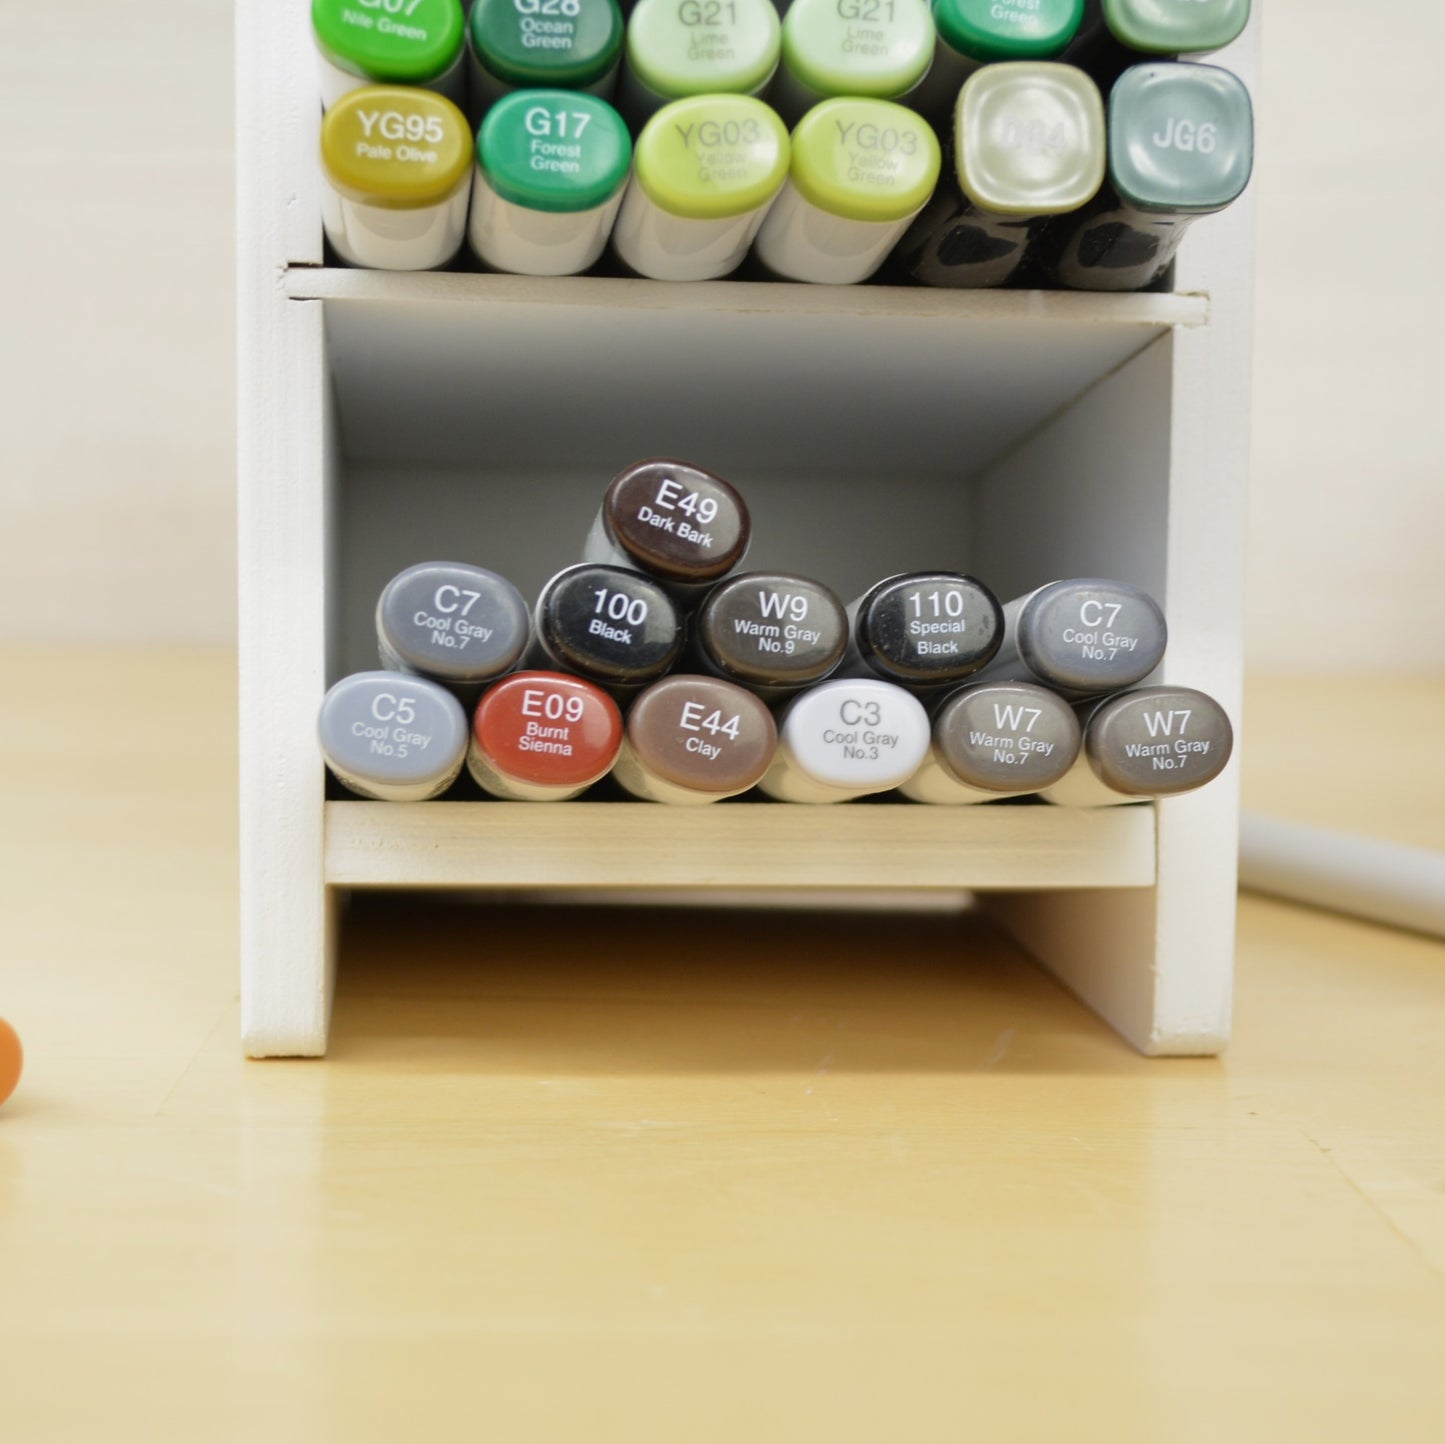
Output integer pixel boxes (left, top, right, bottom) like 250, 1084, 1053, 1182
237, 1, 1257, 1057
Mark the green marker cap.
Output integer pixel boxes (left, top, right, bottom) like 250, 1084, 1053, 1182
469, 0, 624, 89
781, 0, 936, 100
634, 94, 791, 219
313, 0, 466, 84
1103, 0, 1250, 55
790, 98, 941, 222
627, 0, 781, 100
1109, 63, 1252, 214
933, 0, 1084, 65
956, 61, 1105, 215
478, 90, 632, 212
322, 86, 473, 207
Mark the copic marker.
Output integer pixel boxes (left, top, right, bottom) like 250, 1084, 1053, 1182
468, 91, 632, 275
1043, 62, 1253, 291
757, 678, 932, 803
769, 0, 936, 127
611, 94, 791, 280
751, 99, 941, 285
320, 86, 473, 270
375, 561, 531, 695
583, 458, 751, 597
466, 0, 625, 121
899, 681, 1081, 803
318, 671, 469, 801
613, 674, 778, 802
619, 0, 782, 126
530, 562, 684, 695
692, 572, 848, 701
313, 0, 467, 109
468, 671, 624, 800
1063, 0, 1249, 88
1041, 685, 1233, 806
842, 571, 1003, 691
897, 61, 1104, 288
967, 578, 1167, 699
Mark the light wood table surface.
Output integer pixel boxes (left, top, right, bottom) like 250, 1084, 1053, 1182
1, 650, 1442, 1442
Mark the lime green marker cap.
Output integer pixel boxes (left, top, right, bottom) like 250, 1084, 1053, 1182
313, 0, 466, 84
933, 0, 1084, 64
627, 0, 782, 100
791, 98, 940, 222
469, 0, 624, 89
634, 94, 790, 219
478, 90, 632, 211
322, 85, 473, 207
781, 0, 936, 100
1103, 0, 1250, 55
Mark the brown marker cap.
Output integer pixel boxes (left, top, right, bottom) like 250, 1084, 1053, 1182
602, 459, 750, 584
626, 675, 777, 795
1083, 686, 1233, 796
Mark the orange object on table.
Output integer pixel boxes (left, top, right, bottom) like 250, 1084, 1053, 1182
0, 1018, 22, 1107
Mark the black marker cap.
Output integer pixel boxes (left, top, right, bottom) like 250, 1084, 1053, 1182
854, 571, 1003, 686
535, 563, 683, 687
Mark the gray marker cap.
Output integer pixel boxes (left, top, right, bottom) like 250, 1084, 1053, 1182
318, 670, 469, 801
1081, 685, 1233, 796
1007, 578, 1167, 697
376, 561, 531, 687
933, 682, 1081, 792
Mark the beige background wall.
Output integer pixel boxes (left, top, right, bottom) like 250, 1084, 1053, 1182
0, 2, 1440, 668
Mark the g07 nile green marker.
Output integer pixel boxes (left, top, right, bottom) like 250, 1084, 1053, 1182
313, 0, 468, 109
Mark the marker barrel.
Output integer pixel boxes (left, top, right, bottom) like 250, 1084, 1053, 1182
313, 0, 468, 109
1041, 685, 1233, 806
752, 99, 941, 285
612, 675, 778, 802
319, 86, 474, 270
899, 681, 1081, 803
468, 91, 632, 275
966, 578, 1167, 699
611, 95, 791, 280
757, 678, 932, 803
319, 671, 470, 801
469, 671, 624, 799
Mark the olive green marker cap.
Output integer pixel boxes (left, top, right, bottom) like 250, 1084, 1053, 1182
628, 0, 781, 99
478, 91, 631, 212
322, 86, 473, 207
1103, 0, 1250, 55
469, 0, 624, 88
933, 0, 1084, 64
634, 94, 791, 219
791, 99, 941, 222
781, 0, 936, 100
313, 0, 466, 83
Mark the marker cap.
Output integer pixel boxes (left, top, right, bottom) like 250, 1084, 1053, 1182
318, 671, 469, 801
956, 62, 1105, 215
1012, 578, 1167, 695
779, 0, 935, 101
626, 0, 781, 100
787, 99, 941, 223
375, 561, 531, 685
1109, 62, 1253, 214
1080, 685, 1233, 796
1103, 0, 1250, 56
534, 563, 684, 686
477, 90, 632, 212
933, 0, 1084, 64
852, 571, 1003, 685
696, 572, 849, 690
932, 682, 1081, 791
321, 86, 473, 208
313, 0, 466, 86
468, 0, 624, 89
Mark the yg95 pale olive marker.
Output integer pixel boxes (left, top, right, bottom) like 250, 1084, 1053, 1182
613, 675, 778, 803
1041, 685, 1233, 807
375, 561, 531, 694
899, 681, 1081, 803
611, 94, 791, 280
312, 0, 468, 109
619, 0, 782, 126
320, 86, 474, 270
583, 458, 751, 598
466, 0, 625, 120
1043, 62, 1253, 291
967, 578, 1167, 699
318, 671, 469, 801
468, 91, 632, 274
897, 61, 1105, 288
757, 678, 932, 803
751, 99, 941, 284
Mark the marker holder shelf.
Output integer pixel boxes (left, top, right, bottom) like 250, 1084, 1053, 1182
238, 1, 1256, 1057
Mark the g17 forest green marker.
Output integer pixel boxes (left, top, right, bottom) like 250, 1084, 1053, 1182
896, 61, 1104, 288
469, 91, 632, 274
611, 94, 791, 280
752, 98, 941, 284
312, 0, 467, 110
1045, 62, 1253, 290
619, 0, 782, 126
770, 0, 937, 126
466, 0, 625, 121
